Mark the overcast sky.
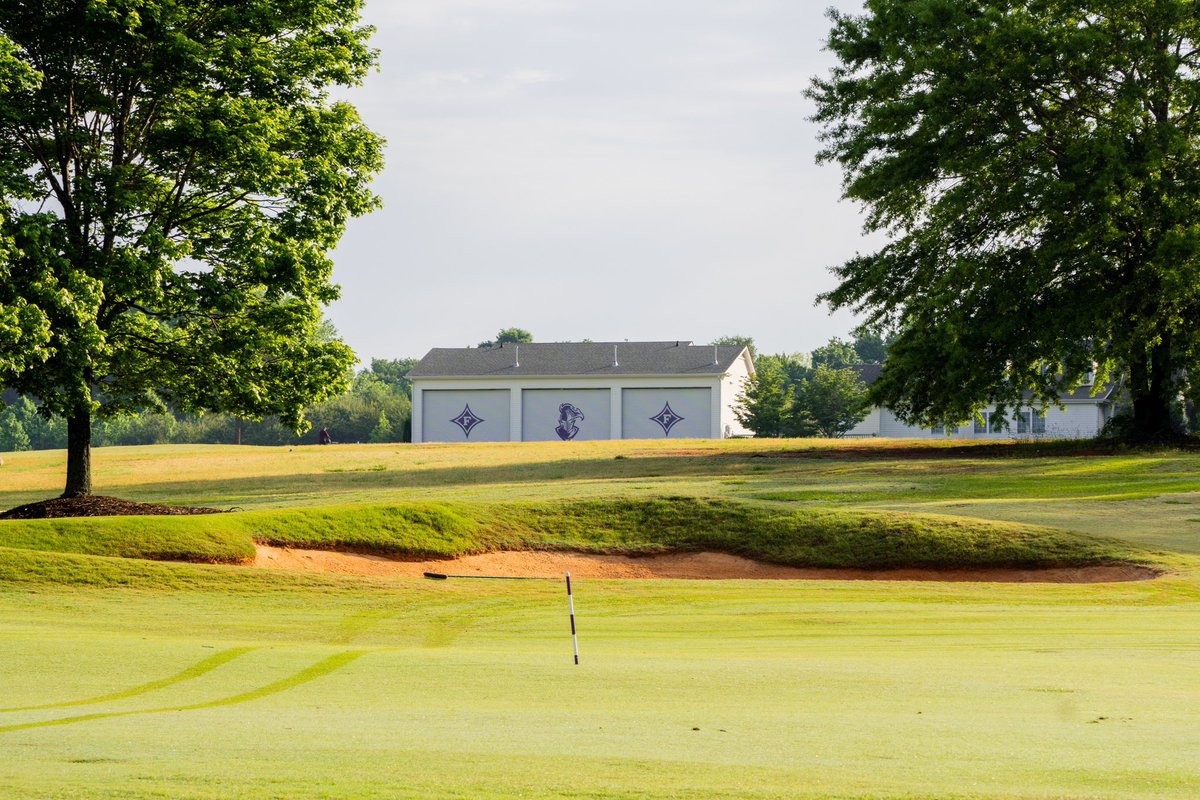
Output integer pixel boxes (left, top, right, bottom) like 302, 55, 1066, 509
327, 0, 874, 362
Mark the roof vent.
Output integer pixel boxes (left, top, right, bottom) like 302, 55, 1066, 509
712, 345, 719, 366
514, 345, 520, 368
612, 345, 619, 368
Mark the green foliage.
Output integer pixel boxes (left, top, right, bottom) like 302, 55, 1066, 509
0, 352, 418, 448
368, 358, 419, 398
734, 362, 792, 437
757, 352, 810, 383
810, 337, 859, 370
1, 396, 66, 450
809, 1, 1200, 440
0, 0, 384, 491
738, 355, 869, 439
367, 412, 393, 444
478, 328, 533, 349
852, 331, 888, 365
793, 365, 871, 438
0, 406, 29, 451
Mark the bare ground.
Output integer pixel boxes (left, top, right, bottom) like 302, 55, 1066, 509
252, 545, 1159, 583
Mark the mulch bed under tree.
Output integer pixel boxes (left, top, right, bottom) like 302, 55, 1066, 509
0, 496, 227, 520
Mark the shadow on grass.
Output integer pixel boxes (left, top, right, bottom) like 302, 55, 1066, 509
5, 442, 1200, 512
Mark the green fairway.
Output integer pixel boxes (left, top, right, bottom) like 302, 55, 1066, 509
1, 571, 1198, 799
1, 439, 1199, 798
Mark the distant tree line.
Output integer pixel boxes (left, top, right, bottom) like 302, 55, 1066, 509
0, 358, 417, 452
715, 333, 886, 438
0, 326, 540, 452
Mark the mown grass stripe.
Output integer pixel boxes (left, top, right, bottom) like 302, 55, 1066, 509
0, 647, 257, 713
0, 651, 366, 734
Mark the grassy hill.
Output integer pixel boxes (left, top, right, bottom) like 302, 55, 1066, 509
0, 496, 1153, 575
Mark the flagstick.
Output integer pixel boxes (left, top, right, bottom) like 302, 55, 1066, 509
566, 572, 579, 665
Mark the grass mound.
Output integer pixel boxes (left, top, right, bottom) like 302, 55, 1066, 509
0, 496, 1152, 572
479, 497, 1146, 569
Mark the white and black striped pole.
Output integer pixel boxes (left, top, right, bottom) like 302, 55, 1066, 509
566, 572, 579, 665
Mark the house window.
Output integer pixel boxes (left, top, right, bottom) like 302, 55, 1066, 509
932, 424, 943, 434
1082, 370, 1094, 386
1015, 411, 1032, 434
1032, 411, 1046, 434
989, 412, 1004, 433
974, 414, 988, 434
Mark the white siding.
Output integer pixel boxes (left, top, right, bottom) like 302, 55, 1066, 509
719, 352, 753, 437
868, 403, 1110, 440
846, 407, 881, 437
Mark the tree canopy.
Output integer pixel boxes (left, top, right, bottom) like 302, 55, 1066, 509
478, 328, 533, 349
0, 0, 383, 495
810, 337, 860, 370
809, 1, 1200, 440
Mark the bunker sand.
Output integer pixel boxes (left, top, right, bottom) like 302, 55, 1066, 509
252, 545, 1158, 583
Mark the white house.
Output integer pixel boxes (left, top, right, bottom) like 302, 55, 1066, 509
845, 365, 1119, 439
408, 341, 754, 443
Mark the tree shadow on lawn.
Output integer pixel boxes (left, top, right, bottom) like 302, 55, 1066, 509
0, 453, 741, 510
4, 444, 1195, 512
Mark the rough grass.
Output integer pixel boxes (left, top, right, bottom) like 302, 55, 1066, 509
0, 496, 1153, 572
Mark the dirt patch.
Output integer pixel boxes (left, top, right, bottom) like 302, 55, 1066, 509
251, 545, 1159, 583
0, 495, 226, 519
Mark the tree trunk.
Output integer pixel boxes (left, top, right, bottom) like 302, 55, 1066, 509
63, 409, 93, 498
1130, 337, 1178, 442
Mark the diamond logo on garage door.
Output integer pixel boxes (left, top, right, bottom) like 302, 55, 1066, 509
451, 404, 485, 437
650, 402, 684, 436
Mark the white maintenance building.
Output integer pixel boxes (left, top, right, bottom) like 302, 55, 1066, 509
408, 341, 754, 443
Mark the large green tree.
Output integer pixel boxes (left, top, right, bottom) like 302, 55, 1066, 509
733, 362, 793, 437
810, 1, 1200, 441
0, 0, 383, 496
793, 365, 870, 438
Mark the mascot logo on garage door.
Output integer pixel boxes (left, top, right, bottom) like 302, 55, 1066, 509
555, 403, 585, 440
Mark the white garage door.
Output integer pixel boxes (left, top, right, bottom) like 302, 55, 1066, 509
422, 390, 510, 442
521, 389, 612, 441
621, 388, 711, 439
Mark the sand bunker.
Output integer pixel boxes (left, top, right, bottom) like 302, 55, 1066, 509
252, 545, 1159, 583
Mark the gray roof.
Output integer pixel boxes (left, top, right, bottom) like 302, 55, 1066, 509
408, 341, 751, 378
848, 364, 1116, 403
